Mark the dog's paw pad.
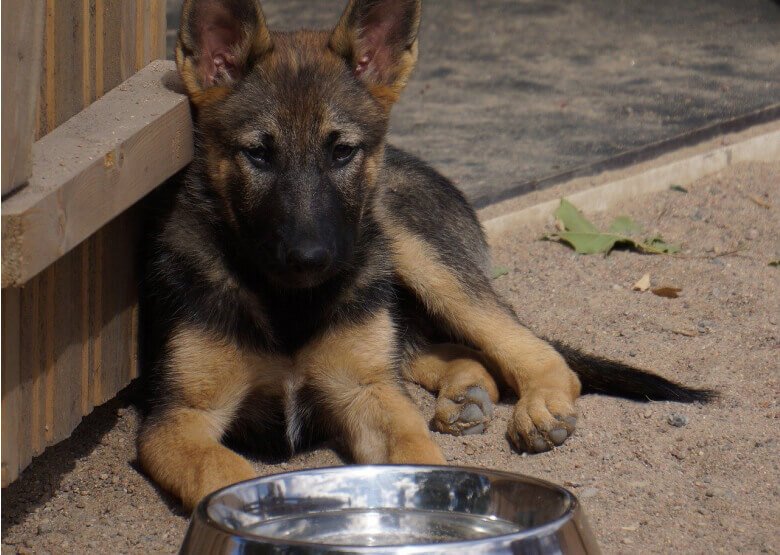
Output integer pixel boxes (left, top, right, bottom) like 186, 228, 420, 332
433, 385, 495, 436
507, 390, 577, 453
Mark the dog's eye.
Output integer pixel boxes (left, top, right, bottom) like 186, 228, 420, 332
331, 144, 358, 168
244, 145, 271, 168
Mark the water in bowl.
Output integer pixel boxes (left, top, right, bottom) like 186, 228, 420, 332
242, 507, 523, 547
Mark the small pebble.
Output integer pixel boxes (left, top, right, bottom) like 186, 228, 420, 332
747, 228, 759, 240
37, 519, 53, 535
622, 538, 634, 545
100, 473, 109, 480
668, 413, 689, 427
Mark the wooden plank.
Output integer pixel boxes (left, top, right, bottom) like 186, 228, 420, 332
54, 0, 86, 129
1, 0, 171, 487
101, 0, 124, 93
1, 0, 45, 196
1, 61, 193, 288
95, 212, 139, 404
95, 0, 105, 97
1, 289, 22, 486
81, 241, 94, 416
41, 0, 56, 135
121, 0, 139, 81
89, 233, 103, 407
82, 0, 94, 107
51, 248, 87, 439
151, 0, 167, 61
137, 0, 149, 71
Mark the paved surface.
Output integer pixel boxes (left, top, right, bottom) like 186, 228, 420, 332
166, 0, 780, 204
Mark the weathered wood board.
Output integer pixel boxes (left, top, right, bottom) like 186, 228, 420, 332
2, 61, 192, 288
1, 0, 45, 196
2, 0, 170, 487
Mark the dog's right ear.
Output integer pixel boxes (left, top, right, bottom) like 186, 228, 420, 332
176, 0, 272, 106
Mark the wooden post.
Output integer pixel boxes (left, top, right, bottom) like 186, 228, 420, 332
1, 0, 45, 197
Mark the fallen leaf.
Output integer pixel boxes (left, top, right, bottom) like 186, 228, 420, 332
554, 199, 600, 234
491, 266, 509, 279
609, 216, 643, 236
546, 200, 681, 255
652, 286, 682, 299
747, 194, 771, 209
669, 184, 688, 193
645, 235, 682, 254
632, 273, 651, 291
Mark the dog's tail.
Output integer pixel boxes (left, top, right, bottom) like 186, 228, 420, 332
548, 340, 717, 403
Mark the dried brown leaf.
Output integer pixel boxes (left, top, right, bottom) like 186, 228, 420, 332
652, 286, 682, 299
747, 194, 771, 209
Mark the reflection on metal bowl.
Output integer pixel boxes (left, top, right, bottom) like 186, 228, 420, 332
180, 465, 600, 554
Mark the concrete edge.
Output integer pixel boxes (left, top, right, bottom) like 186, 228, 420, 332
480, 122, 780, 242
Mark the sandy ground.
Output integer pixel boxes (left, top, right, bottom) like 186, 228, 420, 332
2, 160, 778, 553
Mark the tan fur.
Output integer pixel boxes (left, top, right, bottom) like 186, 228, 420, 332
329, 1, 420, 110
383, 226, 581, 441
138, 327, 292, 509
405, 344, 501, 434
405, 344, 500, 402
138, 409, 256, 510
298, 310, 445, 464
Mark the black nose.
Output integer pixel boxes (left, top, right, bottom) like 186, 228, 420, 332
286, 242, 332, 274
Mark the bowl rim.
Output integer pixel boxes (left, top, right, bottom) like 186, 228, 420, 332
193, 464, 581, 552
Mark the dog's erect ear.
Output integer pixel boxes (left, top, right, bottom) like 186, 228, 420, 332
329, 0, 421, 109
176, 0, 272, 105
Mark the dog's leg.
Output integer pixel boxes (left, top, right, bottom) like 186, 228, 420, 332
138, 327, 269, 510
404, 344, 499, 436
300, 309, 445, 464
388, 229, 581, 453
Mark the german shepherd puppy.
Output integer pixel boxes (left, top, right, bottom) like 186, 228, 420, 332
139, 0, 714, 510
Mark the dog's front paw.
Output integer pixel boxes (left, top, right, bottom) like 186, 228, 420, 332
507, 389, 577, 453
433, 385, 495, 436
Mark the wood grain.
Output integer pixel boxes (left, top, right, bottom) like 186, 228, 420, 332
1, 0, 45, 196
1, 61, 192, 288
1, 0, 168, 486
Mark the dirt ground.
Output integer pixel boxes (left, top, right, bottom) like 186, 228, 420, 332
2, 160, 778, 553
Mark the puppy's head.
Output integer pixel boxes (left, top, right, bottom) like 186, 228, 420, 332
177, 0, 421, 289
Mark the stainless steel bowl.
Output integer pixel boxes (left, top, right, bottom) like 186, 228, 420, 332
181, 465, 600, 554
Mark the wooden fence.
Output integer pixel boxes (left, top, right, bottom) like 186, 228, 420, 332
1, 0, 175, 486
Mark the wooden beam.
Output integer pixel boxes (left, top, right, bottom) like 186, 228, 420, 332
1, 0, 45, 197
1, 60, 193, 288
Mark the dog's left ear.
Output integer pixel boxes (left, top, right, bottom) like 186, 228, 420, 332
329, 0, 421, 109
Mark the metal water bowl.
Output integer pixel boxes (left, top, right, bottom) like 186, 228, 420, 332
181, 465, 600, 554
